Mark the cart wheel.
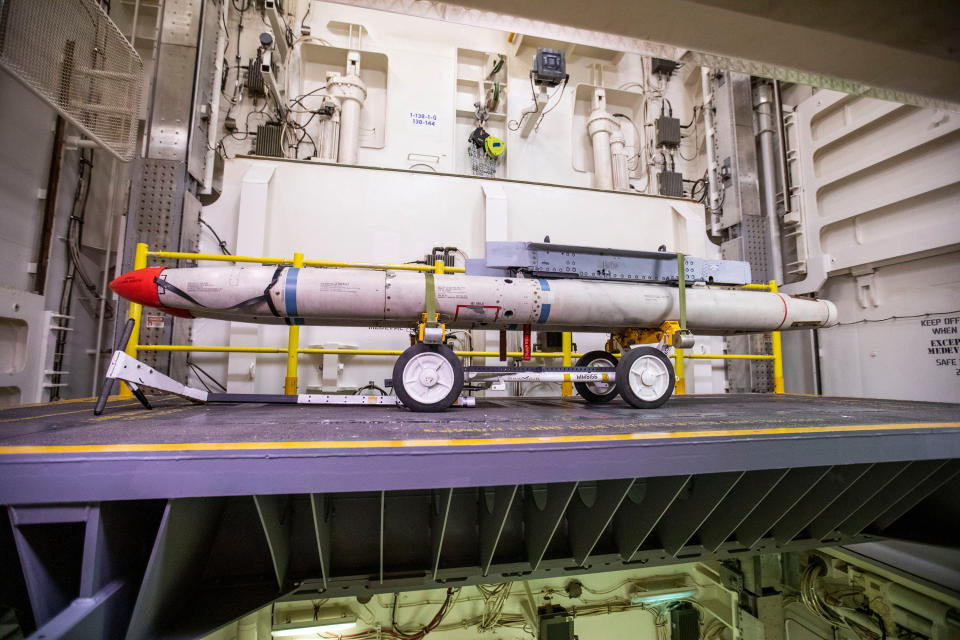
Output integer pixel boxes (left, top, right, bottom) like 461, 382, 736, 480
574, 350, 619, 403
393, 343, 464, 412
616, 346, 674, 409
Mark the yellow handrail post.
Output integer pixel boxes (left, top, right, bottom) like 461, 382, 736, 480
284, 253, 304, 395
434, 259, 445, 275
561, 332, 573, 397
118, 242, 149, 398
770, 279, 785, 394
674, 347, 685, 394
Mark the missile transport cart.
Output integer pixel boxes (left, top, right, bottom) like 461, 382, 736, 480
100, 243, 836, 413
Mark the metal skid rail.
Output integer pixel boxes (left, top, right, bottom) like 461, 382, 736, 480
94, 347, 476, 415
96, 322, 614, 414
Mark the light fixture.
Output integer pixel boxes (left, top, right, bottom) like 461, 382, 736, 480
270, 616, 358, 637
629, 586, 699, 606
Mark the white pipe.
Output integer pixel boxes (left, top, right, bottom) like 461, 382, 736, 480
318, 101, 340, 162
338, 97, 362, 163
610, 130, 629, 191
330, 51, 366, 164
587, 89, 616, 190
591, 128, 613, 189
237, 612, 258, 640
116, 266, 839, 334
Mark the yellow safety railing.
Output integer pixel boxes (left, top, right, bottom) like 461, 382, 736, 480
121, 244, 785, 398
672, 280, 785, 395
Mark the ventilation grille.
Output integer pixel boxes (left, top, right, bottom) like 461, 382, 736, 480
0, 0, 143, 161
255, 122, 284, 157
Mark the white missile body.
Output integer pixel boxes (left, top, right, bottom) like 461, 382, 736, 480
117, 265, 838, 334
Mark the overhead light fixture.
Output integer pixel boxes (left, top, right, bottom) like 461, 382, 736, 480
629, 586, 699, 606
270, 616, 358, 637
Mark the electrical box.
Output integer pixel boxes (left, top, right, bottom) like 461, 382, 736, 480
246, 51, 265, 95
669, 603, 699, 640
533, 48, 566, 87
656, 115, 681, 148
651, 57, 680, 76
658, 170, 684, 197
538, 605, 574, 640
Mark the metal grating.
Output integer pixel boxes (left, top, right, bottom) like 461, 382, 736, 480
0, 0, 143, 161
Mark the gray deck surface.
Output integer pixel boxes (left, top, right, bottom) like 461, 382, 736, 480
1, 394, 958, 504
1, 393, 957, 446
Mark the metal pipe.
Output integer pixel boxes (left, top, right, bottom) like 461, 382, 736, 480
700, 68, 722, 235
588, 89, 615, 190
331, 52, 366, 164
755, 82, 784, 284
91, 160, 120, 396
772, 80, 791, 214
35, 116, 66, 294
201, 0, 229, 193
610, 131, 629, 191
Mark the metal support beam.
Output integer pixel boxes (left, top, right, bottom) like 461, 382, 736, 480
735, 466, 832, 548
479, 485, 518, 577
524, 483, 578, 571
874, 460, 960, 530
309, 494, 331, 589
431, 489, 453, 581
657, 472, 744, 556
126, 498, 225, 640
805, 462, 912, 540
698, 469, 788, 553
26, 579, 130, 640
838, 460, 950, 537
771, 464, 873, 545
615, 475, 691, 562
253, 495, 292, 590
567, 478, 635, 566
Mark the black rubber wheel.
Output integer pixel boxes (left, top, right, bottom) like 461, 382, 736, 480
574, 350, 619, 403
393, 343, 464, 412
615, 346, 675, 409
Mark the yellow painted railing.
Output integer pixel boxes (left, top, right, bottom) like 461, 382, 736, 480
121, 244, 785, 397
672, 280, 785, 395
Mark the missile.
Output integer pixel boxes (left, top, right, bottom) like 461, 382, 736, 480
110, 265, 837, 334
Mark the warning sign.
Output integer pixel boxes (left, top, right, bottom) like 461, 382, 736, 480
923, 314, 960, 376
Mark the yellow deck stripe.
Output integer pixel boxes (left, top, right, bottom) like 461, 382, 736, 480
0, 422, 957, 455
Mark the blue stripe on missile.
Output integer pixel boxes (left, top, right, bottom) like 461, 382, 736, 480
538, 303, 551, 323
537, 279, 551, 323
285, 267, 300, 318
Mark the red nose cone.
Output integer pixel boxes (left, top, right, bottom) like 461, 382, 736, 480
110, 267, 165, 307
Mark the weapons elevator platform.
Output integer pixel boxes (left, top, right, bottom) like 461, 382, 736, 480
2, 394, 959, 639
2, 393, 958, 504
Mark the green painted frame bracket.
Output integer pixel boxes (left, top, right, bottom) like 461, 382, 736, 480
677, 253, 687, 332
424, 272, 438, 328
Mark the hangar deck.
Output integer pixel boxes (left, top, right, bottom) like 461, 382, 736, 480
1, 393, 959, 504
2, 394, 959, 639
